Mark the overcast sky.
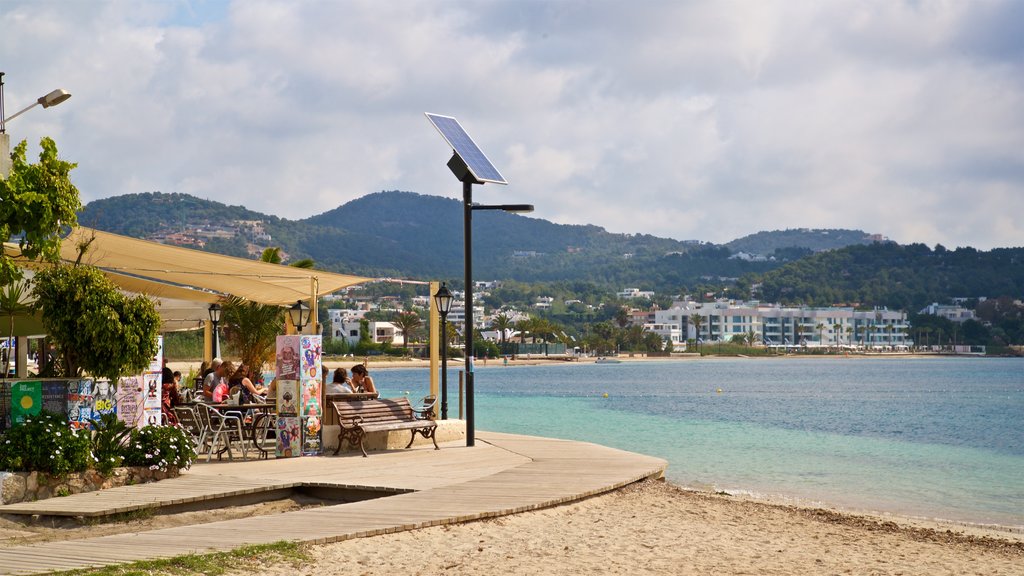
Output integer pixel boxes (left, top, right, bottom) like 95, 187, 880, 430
3, 0, 1022, 249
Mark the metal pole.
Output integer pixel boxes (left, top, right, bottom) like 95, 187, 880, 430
212, 320, 220, 359
441, 315, 448, 420
463, 179, 475, 446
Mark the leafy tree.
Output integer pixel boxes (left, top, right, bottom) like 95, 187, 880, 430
32, 264, 160, 380
1, 138, 82, 286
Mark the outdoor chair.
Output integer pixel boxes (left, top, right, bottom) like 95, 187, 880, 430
412, 395, 437, 420
174, 405, 209, 455
195, 403, 248, 461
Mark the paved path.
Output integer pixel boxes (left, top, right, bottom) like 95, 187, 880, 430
0, 432, 666, 575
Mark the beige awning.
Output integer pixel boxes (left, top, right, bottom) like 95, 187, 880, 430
6, 227, 372, 306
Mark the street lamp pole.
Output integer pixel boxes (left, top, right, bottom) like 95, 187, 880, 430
463, 180, 476, 443
433, 283, 453, 420
208, 304, 222, 359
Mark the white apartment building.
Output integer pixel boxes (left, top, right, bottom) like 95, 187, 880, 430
328, 309, 401, 345
655, 300, 911, 348
448, 303, 487, 331
617, 288, 656, 299
919, 303, 976, 323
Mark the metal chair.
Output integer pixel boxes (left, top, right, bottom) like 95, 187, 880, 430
412, 395, 437, 420
196, 403, 248, 461
174, 405, 209, 455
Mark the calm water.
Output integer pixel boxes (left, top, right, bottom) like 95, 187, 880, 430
372, 357, 1024, 528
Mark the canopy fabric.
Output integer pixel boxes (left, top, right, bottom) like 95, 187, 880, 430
6, 227, 371, 306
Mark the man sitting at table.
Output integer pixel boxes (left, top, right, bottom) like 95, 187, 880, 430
202, 358, 224, 401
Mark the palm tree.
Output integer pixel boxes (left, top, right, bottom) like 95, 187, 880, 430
220, 295, 284, 374
689, 314, 704, 353
391, 311, 422, 353
490, 312, 514, 354
846, 325, 854, 347
0, 280, 33, 379
260, 246, 314, 269
614, 307, 630, 329
833, 323, 843, 346
816, 323, 826, 346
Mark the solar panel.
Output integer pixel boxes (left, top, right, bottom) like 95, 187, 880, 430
425, 113, 507, 185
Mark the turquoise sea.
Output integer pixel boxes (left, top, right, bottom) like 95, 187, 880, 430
372, 357, 1023, 528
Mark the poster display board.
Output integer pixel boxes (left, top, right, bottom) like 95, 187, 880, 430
299, 335, 323, 456
275, 335, 322, 456
117, 336, 163, 429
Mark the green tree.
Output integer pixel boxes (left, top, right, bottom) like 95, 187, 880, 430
690, 314, 705, 353
816, 323, 826, 345
0, 138, 82, 286
32, 265, 160, 380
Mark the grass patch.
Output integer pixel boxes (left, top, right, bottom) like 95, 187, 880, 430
48, 541, 309, 576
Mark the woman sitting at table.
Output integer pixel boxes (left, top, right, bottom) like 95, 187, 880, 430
326, 367, 355, 394
229, 363, 267, 403
350, 364, 377, 395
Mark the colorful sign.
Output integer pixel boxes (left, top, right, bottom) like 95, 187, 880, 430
67, 379, 94, 429
91, 379, 117, 420
299, 335, 323, 455
41, 381, 68, 415
277, 380, 299, 417
276, 416, 301, 458
276, 335, 300, 381
11, 380, 42, 425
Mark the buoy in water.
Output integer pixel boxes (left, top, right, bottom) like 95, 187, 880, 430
602, 393, 609, 398
716, 388, 723, 394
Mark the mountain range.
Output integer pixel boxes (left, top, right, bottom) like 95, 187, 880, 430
78, 191, 1024, 310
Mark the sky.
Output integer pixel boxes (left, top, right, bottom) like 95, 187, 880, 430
2, 0, 1023, 249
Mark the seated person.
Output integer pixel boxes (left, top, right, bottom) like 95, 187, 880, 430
229, 363, 267, 403
202, 358, 224, 400
350, 364, 377, 395
326, 367, 355, 394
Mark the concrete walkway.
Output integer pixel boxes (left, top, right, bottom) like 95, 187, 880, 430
0, 432, 666, 575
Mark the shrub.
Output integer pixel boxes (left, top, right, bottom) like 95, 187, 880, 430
89, 413, 134, 475
0, 411, 91, 475
123, 425, 197, 473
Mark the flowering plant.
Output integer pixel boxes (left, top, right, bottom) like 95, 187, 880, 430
122, 424, 196, 472
0, 411, 91, 476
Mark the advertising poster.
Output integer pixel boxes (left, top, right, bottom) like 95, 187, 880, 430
300, 335, 322, 383
302, 415, 322, 456
91, 379, 117, 420
67, 379, 94, 429
41, 381, 68, 415
116, 375, 144, 428
11, 380, 42, 425
276, 335, 300, 381
277, 380, 299, 416
276, 416, 301, 458
142, 372, 163, 426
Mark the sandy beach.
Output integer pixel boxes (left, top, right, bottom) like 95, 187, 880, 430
233, 480, 1022, 576
3, 479, 1020, 575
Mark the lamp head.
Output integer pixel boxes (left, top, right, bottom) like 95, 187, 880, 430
38, 89, 71, 108
208, 303, 222, 323
433, 282, 454, 316
289, 300, 310, 330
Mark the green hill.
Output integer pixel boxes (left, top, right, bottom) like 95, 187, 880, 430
758, 242, 1024, 311
726, 228, 878, 256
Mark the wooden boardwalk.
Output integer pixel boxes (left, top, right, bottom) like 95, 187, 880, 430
0, 432, 666, 575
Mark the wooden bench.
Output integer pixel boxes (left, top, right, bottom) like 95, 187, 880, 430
332, 397, 438, 457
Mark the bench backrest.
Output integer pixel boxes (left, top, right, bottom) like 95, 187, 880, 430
332, 397, 415, 425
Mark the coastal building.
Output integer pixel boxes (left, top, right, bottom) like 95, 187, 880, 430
919, 303, 976, 323
655, 300, 911, 348
617, 288, 655, 299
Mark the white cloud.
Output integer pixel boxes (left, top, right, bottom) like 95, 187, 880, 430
2, 0, 1021, 249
